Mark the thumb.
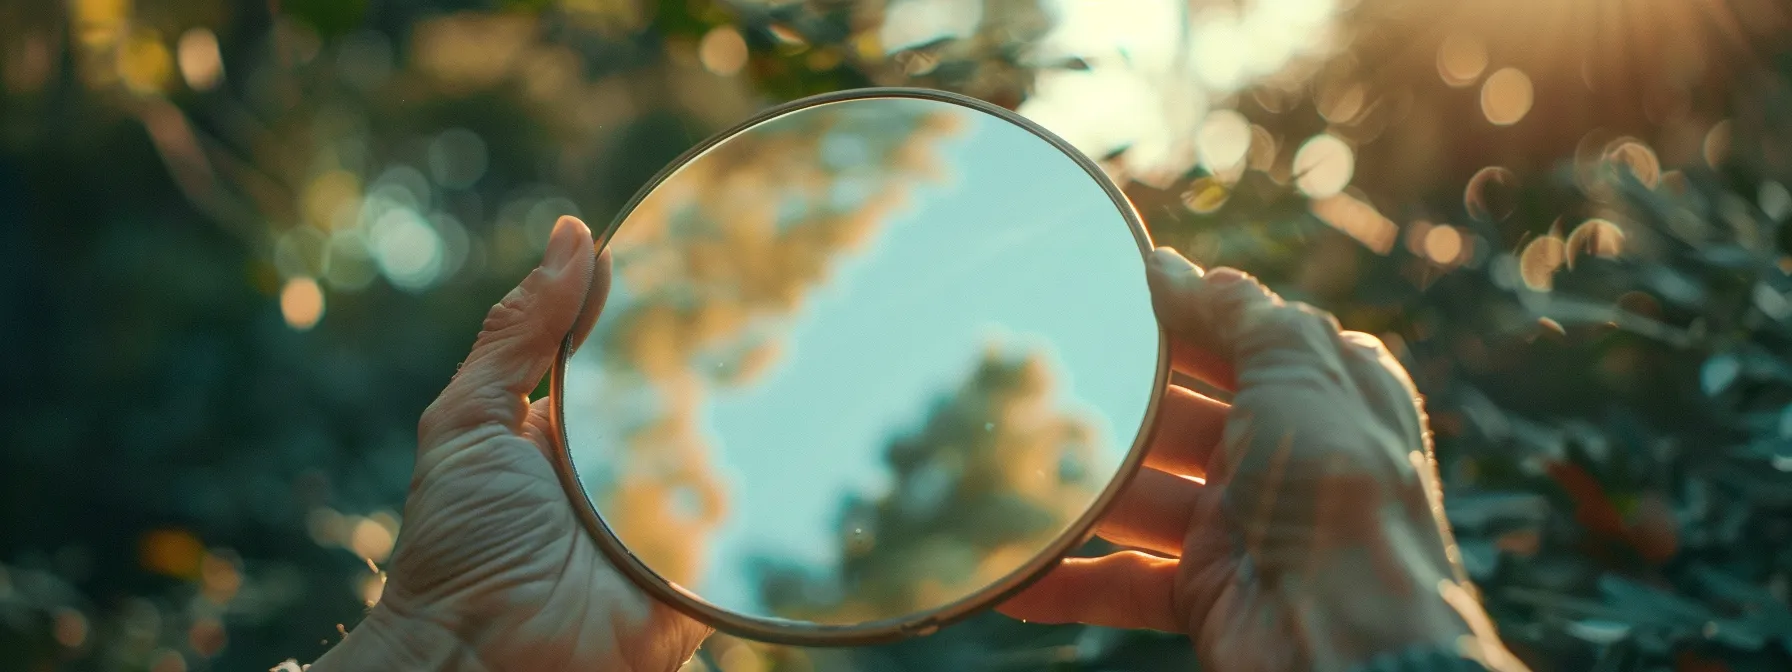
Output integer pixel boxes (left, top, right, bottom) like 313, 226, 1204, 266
419, 216, 596, 450
1147, 247, 1349, 392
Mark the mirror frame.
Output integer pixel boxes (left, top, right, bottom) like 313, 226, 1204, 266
548, 86, 1169, 647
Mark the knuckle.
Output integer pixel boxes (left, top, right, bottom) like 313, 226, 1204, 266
1339, 330, 1388, 354
418, 382, 526, 446
481, 283, 535, 335
1235, 302, 1350, 387
1283, 301, 1343, 337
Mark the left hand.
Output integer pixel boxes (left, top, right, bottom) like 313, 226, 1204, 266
309, 216, 710, 671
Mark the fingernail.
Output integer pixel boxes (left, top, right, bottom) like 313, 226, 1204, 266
1150, 247, 1203, 277
544, 216, 588, 271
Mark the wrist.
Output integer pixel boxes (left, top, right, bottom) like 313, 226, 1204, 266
308, 603, 486, 672
1272, 530, 1509, 672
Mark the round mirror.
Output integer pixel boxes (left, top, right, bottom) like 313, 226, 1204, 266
551, 88, 1165, 645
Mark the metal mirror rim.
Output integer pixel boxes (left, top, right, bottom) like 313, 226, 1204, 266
548, 86, 1170, 647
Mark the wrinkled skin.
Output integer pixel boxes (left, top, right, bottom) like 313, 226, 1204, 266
311, 220, 1521, 672
311, 217, 708, 672
998, 250, 1526, 672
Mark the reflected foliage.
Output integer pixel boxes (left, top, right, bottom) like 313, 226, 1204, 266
570, 99, 963, 586
753, 347, 1101, 623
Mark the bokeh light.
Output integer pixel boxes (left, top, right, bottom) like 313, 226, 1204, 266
176, 28, 222, 91
304, 170, 362, 231
139, 529, 203, 579
1437, 33, 1487, 87
721, 643, 766, 672
1292, 133, 1355, 198
199, 552, 241, 603
280, 277, 326, 330
1317, 80, 1367, 124
1604, 140, 1661, 189
1464, 166, 1519, 222
188, 617, 226, 658
370, 208, 446, 291
1247, 124, 1278, 171
1761, 181, 1792, 222
1196, 109, 1251, 173
1312, 193, 1397, 254
325, 231, 380, 291
348, 516, 395, 563
427, 128, 489, 190
1704, 120, 1733, 168
117, 28, 173, 94
1424, 224, 1466, 265
150, 649, 187, 672
1565, 218, 1624, 266
1480, 67, 1533, 126
1518, 234, 1566, 291
1181, 176, 1230, 213
52, 608, 87, 648
699, 26, 749, 76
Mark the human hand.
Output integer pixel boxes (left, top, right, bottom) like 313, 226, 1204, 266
1001, 248, 1527, 672
309, 216, 709, 672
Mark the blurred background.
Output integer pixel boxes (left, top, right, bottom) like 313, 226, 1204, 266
4, 0, 1792, 670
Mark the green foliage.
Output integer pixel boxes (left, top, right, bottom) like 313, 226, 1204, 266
283, 0, 371, 39
3, 0, 1792, 671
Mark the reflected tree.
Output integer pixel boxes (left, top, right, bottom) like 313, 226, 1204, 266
569, 101, 966, 585
753, 345, 1103, 623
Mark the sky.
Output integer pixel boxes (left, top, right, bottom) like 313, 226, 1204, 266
564, 99, 1161, 619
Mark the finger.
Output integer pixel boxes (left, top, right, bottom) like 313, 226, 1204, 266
566, 247, 613, 353
1170, 336, 1237, 393
419, 216, 596, 450
1148, 247, 1350, 393
1148, 249, 1237, 391
1142, 385, 1227, 480
1337, 331, 1425, 444
998, 551, 1181, 631
1094, 467, 1208, 556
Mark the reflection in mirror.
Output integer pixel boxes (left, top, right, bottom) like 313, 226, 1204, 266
560, 94, 1159, 629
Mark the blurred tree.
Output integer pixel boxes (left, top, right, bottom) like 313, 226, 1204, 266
751, 347, 1103, 624
567, 98, 965, 586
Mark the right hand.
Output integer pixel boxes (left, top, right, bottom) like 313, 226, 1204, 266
1000, 248, 1528, 672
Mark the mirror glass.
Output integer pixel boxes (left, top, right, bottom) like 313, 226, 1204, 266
558, 93, 1160, 630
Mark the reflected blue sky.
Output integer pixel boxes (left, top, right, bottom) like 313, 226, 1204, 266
564, 98, 1159, 620
696, 105, 1157, 614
